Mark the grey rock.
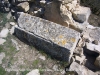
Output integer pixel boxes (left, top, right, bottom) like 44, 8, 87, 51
10, 26, 16, 35
74, 47, 83, 56
17, 2, 29, 12
75, 55, 85, 64
72, 6, 91, 23
15, 12, 80, 62
83, 27, 100, 54
92, 40, 98, 45
0, 28, 9, 38
69, 62, 97, 75
85, 42, 100, 54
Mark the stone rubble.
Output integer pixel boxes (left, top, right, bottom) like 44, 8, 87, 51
0, 0, 100, 75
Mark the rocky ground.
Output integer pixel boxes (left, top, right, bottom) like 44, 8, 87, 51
0, 0, 100, 75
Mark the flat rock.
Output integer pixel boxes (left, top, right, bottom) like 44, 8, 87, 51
0, 38, 6, 45
0, 28, 9, 38
15, 13, 80, 62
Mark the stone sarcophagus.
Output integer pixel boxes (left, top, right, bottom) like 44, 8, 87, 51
15, 13, 80, 62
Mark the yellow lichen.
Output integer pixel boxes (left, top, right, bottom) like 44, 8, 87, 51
58, 39, 67, 46
70, 38, 76, 42
58, 35, 64, 39
62, 40, 67, 45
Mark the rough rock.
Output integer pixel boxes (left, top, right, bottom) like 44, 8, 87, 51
40, 0, 46, 6
83, 27, 100, 42
74, 47, 83, 56
17, 2, 29, 12
29, 5, 44, 17
94, 55, 100, 68
69, 62, 97, 75
39, 55, 46, 60
26, 69, 40, 75
9, 26, 16, 35
44, 1, 68, 27
75, 55, 85, 64
0, 38, 6, 45
85, 42, 100, 54
72, 6, 91, 23
77, 38, 85, 47
10, 22, 16, 26
15, 12, 80, 62
60, 3, 89, 31
0, 52, 5, 64
83, 27, 100, 54
0, 28, 9, 38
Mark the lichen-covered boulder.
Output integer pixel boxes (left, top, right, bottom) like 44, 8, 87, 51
15, 12, 80, 62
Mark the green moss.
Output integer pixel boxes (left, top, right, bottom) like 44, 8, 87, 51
20, 70, 30, 75
0, 46, 4, 53
33, 60, 39, 65
39, 68, 44, 75
0, 65, 6, 75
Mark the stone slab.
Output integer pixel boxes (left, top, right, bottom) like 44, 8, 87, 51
15, 13, 80, 62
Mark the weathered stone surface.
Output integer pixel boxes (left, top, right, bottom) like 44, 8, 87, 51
17, 2, 29, 12
83, 27, 100, 43
85, 42, 100, 54
69, 62, 97, 75
44, 1, 68, 27
72, 6, 91, 23
15, 13, 80, 62
0, 28, 9, 38
83, 27, 100, 54
60, 2, 89, 31
74, 47, 83, 56
75, 55, 85, 64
